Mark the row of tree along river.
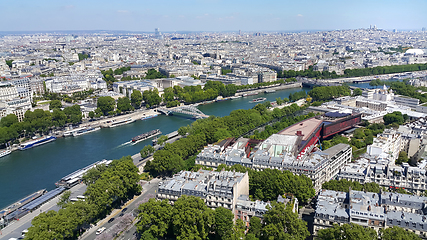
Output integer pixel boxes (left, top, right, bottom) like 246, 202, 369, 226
0, 86, 310, 209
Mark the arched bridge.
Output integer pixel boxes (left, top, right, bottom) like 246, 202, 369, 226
157, 105, 209, 119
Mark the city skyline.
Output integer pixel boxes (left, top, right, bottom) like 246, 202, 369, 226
2, 0, 427, 32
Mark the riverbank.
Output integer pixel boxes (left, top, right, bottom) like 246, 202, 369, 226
318, 70, 427, 83
0, 85, 310, 210
234, 82, 302, 96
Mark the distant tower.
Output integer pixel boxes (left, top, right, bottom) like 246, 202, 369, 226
216, 45, 219, 59
154, 28, 162, 39
239, 30, 241, 35
423, 27, 426, 32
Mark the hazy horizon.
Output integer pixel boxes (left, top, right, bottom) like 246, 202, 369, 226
2, 0, 426, 33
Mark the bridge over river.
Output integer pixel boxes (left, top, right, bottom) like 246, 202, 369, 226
157, 105, 210, 119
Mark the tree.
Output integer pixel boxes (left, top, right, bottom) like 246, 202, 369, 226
63, 105, 82, 124
383, 111, 405, 125
317, 223, 377, 240
97, 96, 116, 115
230, 219, 246, 240
248, 217, 262, 238
275, 97, 284, 105
25, 211, 64, 240
178, 126, 190, 136
353, 128, 366, 139
117, 97, 134, 112
396, 151, 409, 165
0, 114, 18, 127
353, 88, 363, 96
156, 135, 168, 146
131, 90, 143, 108
141, 231, 158, 240
51, 109, 67, 127
380, 226, 421, 240
49, 100, 62, 110
143, 89, 162, 107
140, 145, 155, 158
82, 164, 108, 185
246, 233, 259, 240
136, 199, 173, 238
88, 111, 95, 119
57, 191, 71, 208
214, 207, 234, 239
171, 195, 214, 240
262, 201, 310, 240
163, 87, 175, 102
5, 59, 13, 68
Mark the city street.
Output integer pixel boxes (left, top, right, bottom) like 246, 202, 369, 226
81, 178, 160, 240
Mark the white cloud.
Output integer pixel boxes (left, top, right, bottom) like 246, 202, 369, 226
297, 14, 303, 17
117, 10, 129, 14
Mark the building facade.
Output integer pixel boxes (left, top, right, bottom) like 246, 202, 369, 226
314, 189, 427, 238
157, 169, 249, 212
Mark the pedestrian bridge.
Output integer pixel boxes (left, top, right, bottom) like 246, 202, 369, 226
157, 105, 209, 119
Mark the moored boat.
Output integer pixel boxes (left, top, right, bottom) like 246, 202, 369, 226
141, 114, 159, 121
63, 127, 86, 137
72, 127, 101, 137
19, 136, 56, 150
243, 92, 258, 97
109, 117, 134, 128
0, 149, 11, 158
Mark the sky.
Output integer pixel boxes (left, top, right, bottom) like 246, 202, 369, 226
2, 0, 427, 32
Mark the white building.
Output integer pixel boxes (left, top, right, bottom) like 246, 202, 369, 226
157, 169, 249, 212
0, 82, 19, 101
367, 129, 402, 163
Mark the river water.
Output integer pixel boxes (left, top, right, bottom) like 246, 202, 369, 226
348, 79, 401, 89
0, 86, 309, 209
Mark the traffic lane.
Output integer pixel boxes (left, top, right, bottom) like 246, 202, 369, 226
117, 225, 138, 240
83, 180, 159, 240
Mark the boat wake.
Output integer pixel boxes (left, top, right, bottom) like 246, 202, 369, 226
116, 141, 132, 148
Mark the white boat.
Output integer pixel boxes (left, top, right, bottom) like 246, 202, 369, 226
252, 97, 267, 103
243, 92, 258, 97
109, 117, 134, 128
63, 127, 86, 137
19, 136, 56, 150
0, 149, 11, 158
141, 114, 159, 121
265, 89, 276, 93
72, 127, 101, 137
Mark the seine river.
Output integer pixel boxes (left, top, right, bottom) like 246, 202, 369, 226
0, 86, 310, 209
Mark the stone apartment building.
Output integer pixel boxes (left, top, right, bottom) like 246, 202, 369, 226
367, 129, 402, 163
157, 169, 249, 212
314, 189, 427, 238
195, 134, 352, 192
235, 194, 298, 228
338, 161, 427, 194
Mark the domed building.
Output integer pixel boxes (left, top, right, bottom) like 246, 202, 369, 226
405, 49, 425, 56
